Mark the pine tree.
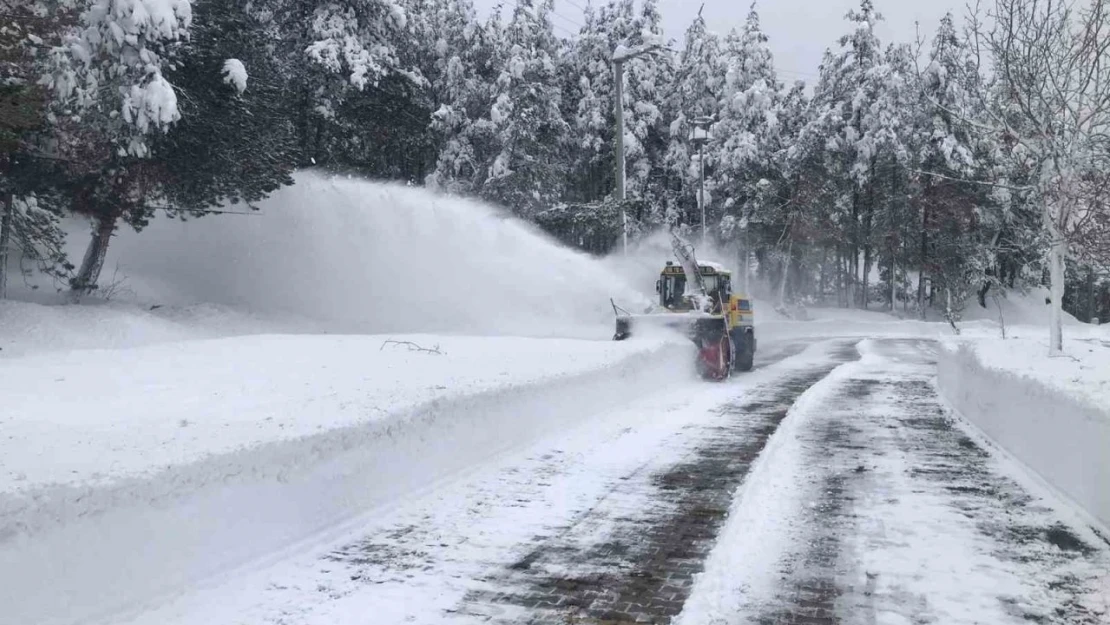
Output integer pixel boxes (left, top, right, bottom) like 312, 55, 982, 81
663, 10, 725, 233
713, 6, 781, 242
480, 0, 569, 216
1, 0, 71, 297
424, 2, 502, 194
622, 0, 672, 213
27, 0, 195, 293
806, 0, 886, 307
151, 0, 298, 215
560, 1, 614, 204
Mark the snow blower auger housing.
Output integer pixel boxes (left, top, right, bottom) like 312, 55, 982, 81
613, 259, 756, 379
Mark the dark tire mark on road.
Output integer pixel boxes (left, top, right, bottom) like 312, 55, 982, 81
464, 343, 861, 624
754, 378, 878, 625
753, 339, 1108, 625
885, 378, 1107, 625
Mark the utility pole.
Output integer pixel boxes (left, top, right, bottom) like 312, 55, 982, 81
612, 42, 665, 255
690, 115, 713, 247
613, 57, 627, 254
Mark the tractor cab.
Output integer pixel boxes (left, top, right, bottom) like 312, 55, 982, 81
656, 261, 752, 328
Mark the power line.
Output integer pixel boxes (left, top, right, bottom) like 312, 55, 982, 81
550, 10, 583, 30
551, 20, 578, 37
560, 0, 588, 13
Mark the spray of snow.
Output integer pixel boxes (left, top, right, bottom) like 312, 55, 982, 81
97, 171, 650, 339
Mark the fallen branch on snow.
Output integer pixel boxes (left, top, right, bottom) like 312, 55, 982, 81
380, 339, 445, 355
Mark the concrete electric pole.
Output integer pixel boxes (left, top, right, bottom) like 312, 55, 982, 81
612, 42, 665, 255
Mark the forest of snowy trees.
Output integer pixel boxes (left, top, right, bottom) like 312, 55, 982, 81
1, 0, 1109, 340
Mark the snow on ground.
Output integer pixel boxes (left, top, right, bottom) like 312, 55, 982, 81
951, 327, 1110, 411
674, 341, 858, 625
680, 338, 1110, 625
0, 299, 319, 357
937, 338, 1110, 532
0, 172, 705, 625
0, 333, 672, 492
0, 333, 686, 625
104, 338, 843, 625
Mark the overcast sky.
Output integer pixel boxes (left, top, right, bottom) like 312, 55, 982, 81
474, 0, 963, 85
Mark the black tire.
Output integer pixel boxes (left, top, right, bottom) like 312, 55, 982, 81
731, 328, 755, 372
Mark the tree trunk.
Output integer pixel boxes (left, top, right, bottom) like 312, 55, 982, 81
818, 246, 828, 302
862, 245, 872, 310
945, 287, 959, 334
918, 202, 928, 320
71, 214, 117, 296
1048, 237, 1066, 355
0, 190, 13, 300
837, 247, 846, 307
890, 252, 896, 312
778, 236, 793, 308
1086, 268, 1095, 323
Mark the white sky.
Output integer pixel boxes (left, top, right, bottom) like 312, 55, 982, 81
475, 0, 963, 85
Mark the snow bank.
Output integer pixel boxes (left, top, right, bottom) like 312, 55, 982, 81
0, 334, 670, 492
46, 172, 651, 340
937, 343, 1110, 532
0, 334, 687, 625
959, 285, 1082, 327
0, 299, 317, 357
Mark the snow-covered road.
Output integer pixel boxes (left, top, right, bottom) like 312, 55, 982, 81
113, 337, 1110, 625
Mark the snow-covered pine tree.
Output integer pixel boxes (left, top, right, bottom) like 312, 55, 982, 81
663, 10, 726, 235
911, 13, 997, 321
33, 0, 194, 294
263, 0, 409, 166
480, 0, 569, 217
151, 0, 298, 214
424, 2, 503, 194
622, 0, 672, 217
806, 0, 886, 307
0, 0, 71, 297
712, 6, 783, 279
560, 1, 615, 204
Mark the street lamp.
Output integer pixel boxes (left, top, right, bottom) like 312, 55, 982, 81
689, 115, 713, 246
612, 42, 665, 255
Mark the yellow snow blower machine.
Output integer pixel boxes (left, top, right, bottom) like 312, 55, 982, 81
612, 235, 756, 380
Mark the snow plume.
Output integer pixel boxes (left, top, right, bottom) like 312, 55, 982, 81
100, 172, 650, 338
603, 230, 742, 302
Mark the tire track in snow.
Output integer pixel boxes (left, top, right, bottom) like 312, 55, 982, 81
746, 339, 1110, 625
460, 342, 861, 624
110, 339, 848, 625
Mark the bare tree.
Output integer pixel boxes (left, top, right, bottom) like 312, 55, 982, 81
957, 0, 1110, 355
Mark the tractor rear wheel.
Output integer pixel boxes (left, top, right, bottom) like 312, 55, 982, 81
731, 329, 755, 372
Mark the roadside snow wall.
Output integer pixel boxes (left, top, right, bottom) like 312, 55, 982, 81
0, 342, 687, 625
937, 346, 1110, 532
